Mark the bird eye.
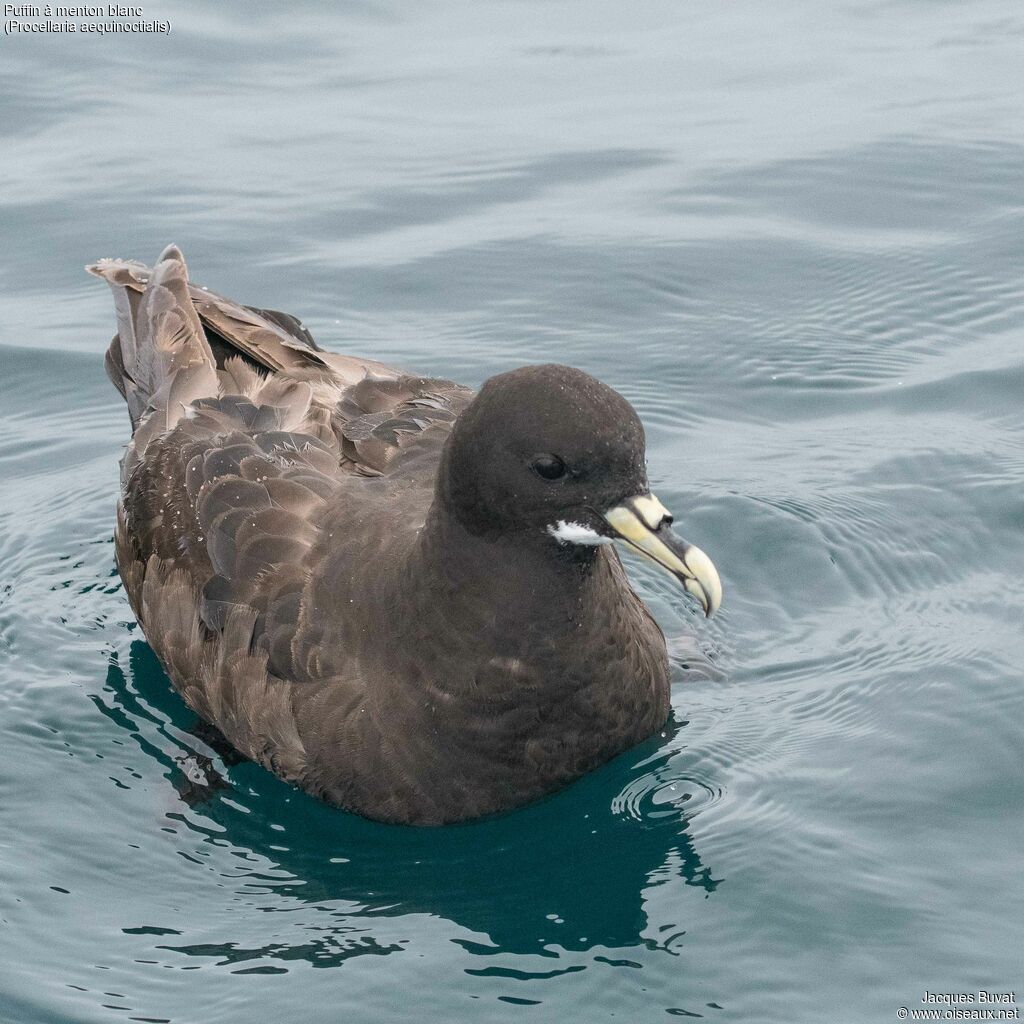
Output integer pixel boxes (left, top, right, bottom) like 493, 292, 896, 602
531, 454, 567, 480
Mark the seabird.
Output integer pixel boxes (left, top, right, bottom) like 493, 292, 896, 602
88, 245, 722, 825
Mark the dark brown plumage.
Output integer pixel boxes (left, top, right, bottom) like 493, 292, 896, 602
89, 245, 721, 825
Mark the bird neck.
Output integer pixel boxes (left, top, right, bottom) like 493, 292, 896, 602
414, 503, 601, 630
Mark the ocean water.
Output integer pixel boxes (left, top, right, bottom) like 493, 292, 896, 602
1, 2, 1023, 1022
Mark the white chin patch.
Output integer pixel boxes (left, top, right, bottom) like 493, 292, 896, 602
548, 520, 613, 546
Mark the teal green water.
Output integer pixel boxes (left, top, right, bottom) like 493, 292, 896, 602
2, 3, 1023, 1022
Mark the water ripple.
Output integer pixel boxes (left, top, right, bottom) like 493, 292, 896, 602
612, 770, 724, 827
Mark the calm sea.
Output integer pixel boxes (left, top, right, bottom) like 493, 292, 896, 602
1, 2, 1022, 1022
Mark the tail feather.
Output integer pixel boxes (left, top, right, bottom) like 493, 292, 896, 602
88, 247, 333, 379
89, 245, 405, 472
135, 247, 211, 397
104, 333, 149, 425
102, 258, 147, 376
89, 245, 218, 444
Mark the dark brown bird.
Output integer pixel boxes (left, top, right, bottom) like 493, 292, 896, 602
88, 245, 721, 825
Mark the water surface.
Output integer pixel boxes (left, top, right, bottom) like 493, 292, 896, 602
2, 2, 1023, 1022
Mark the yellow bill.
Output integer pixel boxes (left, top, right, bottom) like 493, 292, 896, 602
604, 493, 722, 616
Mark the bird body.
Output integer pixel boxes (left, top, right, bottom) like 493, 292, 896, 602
90, 246, 719, 825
